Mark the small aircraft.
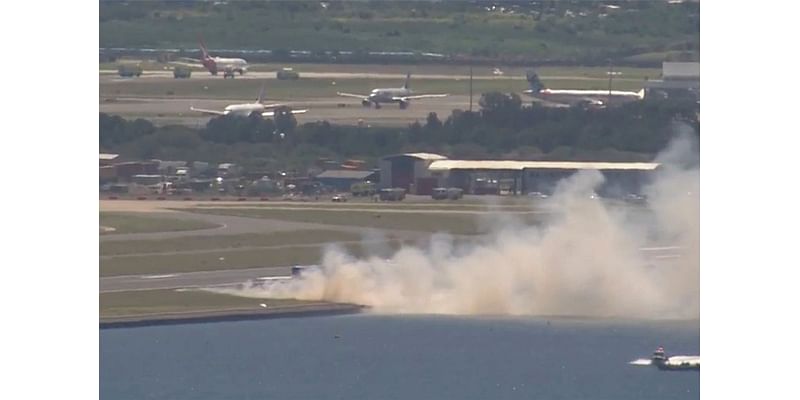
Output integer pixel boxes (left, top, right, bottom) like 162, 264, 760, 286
189, 84, 308, 118
337, 73, 448, 109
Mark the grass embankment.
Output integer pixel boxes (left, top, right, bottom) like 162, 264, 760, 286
100, 212, 220, 234
100, 230, 363, 256
100, 240, 409, 277
99, 1, 698, 63
183, 207, 546, 235
99, 288, 313, 319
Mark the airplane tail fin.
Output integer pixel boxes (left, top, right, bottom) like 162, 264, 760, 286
526, 70, 546, 93
403, 72, 411, 89
256, 83, 266, 104
198, 36, 210, 59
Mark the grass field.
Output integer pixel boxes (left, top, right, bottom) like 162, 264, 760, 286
100, 212, 220, 234
100, 229, 363, 256
100, 288, 312, 318
183, 207, 547, 236
100, 240, 408, 277
99, 1, 698, 64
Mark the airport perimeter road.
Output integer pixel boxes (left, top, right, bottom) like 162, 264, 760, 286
100, 266, 292, 292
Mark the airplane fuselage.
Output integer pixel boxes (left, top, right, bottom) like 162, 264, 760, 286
223, 103, 265, 116
524, 88, 644, 106
367, 87, 412, 104
203, 57, 248, 75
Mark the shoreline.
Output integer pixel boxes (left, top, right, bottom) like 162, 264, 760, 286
100, 303, 366, 329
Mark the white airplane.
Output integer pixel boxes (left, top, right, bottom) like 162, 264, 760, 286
197, 39, 248, 78
189, 84, 308, 118
523, 71, 644, 108
337, 73, 448, 109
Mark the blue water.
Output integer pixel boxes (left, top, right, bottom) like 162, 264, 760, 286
100, 315, 699, 399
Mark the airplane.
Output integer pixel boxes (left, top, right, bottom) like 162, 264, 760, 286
197, 39, 248, 78
336, 73, 448, 109
523, 71, 645, 108
189, 84, 308, 118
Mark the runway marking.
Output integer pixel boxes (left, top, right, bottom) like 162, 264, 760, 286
140, 274, 178, 279
639, 246, 682, 251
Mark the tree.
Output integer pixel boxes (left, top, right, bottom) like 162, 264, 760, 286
425, 112, 442, 130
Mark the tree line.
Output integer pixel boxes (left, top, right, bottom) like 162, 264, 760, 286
100, 94, 699, 171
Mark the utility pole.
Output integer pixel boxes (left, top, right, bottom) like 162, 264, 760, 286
607, 59, 613, 105
469, 65, 473, 112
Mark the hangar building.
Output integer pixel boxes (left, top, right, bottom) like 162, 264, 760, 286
644, 62, 700, 101
379, 153, 448, 195
427, 160, 660, 196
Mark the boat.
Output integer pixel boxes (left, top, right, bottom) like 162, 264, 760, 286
651, 346, 700, 371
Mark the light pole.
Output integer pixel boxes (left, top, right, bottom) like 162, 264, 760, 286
607, 59, 614, 105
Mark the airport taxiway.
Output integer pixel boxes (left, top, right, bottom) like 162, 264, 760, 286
99, 95, 477, 127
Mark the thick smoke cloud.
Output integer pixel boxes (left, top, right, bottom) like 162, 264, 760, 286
218, 134, 699, 319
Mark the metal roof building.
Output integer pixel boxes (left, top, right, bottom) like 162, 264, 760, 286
427, 160, 660, 196
645, 62, 700, 100
379, 153, 448, 194
428, 160, 659, 172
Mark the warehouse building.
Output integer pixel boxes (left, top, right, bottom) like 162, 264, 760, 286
644, 62, 700, 101
379, 153, 448, 195
427, 160, 660, 196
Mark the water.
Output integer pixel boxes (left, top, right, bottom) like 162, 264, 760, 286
100, 315, 699, 399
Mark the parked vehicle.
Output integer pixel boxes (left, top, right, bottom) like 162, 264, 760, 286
432, 187, 463, 200
117, 64, 142, 77
351, 182, 377, 197
379, 188, 406, 201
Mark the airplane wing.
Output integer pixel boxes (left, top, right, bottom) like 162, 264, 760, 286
337, 92, 368, 99
394, 94, 448, 101
189, 106, 226, 116
262, 109, 308, 117
260, 103, 289, 109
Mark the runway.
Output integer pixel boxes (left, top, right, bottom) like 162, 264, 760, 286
100, 266, 292, 293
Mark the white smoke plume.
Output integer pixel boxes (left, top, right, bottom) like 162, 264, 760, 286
220, 134, 699, 319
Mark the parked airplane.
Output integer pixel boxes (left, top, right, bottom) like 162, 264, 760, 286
189, 84, 308, 117
196, 39, 248, 78
523, 71, 645, 108
336, 73, 448, 109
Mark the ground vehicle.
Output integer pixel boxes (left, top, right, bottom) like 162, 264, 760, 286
351, 182, 377, 197
331, 194, 348, 202
276, 68, 300, 80
117, 64, 142, 77
173, 66, 192, 79
527, 191, 549, 200
624, 193, 647, 204
379, 188, 406, 201
432, 187, 463, 200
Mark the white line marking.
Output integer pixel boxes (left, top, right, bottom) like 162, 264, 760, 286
140, 274, 178, 279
